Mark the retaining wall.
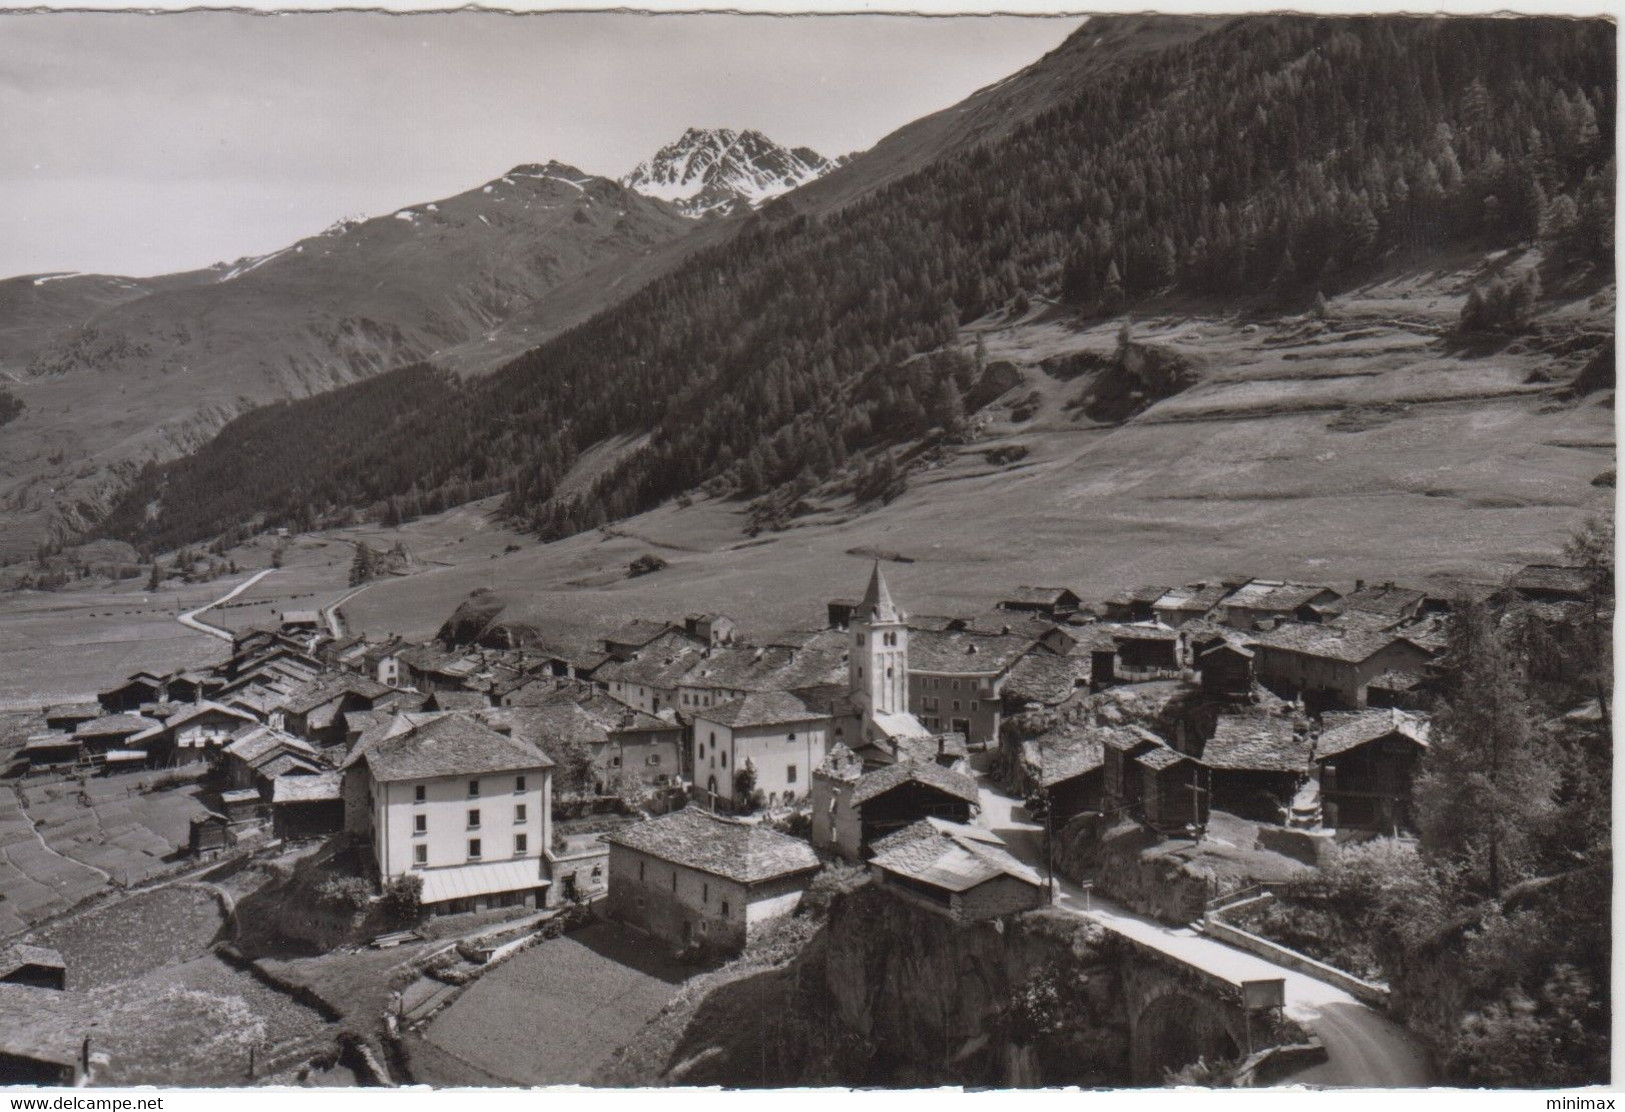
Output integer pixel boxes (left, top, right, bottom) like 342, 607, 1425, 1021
1198, 918, 1390, 1009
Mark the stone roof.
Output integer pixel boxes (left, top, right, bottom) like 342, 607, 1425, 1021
1511, 563, 1598, 598
1001, 653, 1091, 706
1110, 622, 1179, 643
1202, 714, 1311, 772
604, 618, 676, 647
225, 725, 317, 765
1336, 582, 1428, 617
605, 808, 819, 885
697, 691, 828, 730
869, 820, 1042, 892
428, 691, 492, 711
75, 714, 157, 739
1002, 586, 1077, 607
857, 561, 902, 624
1222, 579, 1339, 613
1154, 582, 1232, 614
848, 760, 980, 807
163, 700, 255, 730
43, 703, 100, 722
1134, 746, 1193, 772
0, 944, 64, 977
281, 674, 389, 716
0, 983, 87, 1068
1315, 709, 1430, 760
907, 630, 1034, 675
272, 771, 344, 803
1247, 623, 1426, 664
1027, 727, 1107, 786
347, 713, 552, 782
1105, 584, 1171, 606
595, 633, 708, 687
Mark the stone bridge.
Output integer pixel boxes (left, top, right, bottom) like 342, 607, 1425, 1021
1114, 931, 1281, 1082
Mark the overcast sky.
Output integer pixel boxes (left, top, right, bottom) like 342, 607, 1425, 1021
0, 12, 1083, 278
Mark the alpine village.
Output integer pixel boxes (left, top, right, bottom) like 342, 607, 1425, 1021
0, 11, 1613, 1095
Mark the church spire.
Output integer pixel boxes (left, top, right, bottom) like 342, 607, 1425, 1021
860, 560, 901, 624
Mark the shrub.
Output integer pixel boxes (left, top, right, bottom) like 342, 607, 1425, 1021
315, 876, 374, 913
381, 873, 423, 925
629, 553, 668, 577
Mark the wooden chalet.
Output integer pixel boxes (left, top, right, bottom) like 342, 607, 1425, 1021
1199, 640, 1255, 697
1247, 624, 1435, 713
1101, 585, 1167, 623
1103, 727, 1208, 833
272, 772, 344, 840
811, 750, 980, 860
998, 586, 1081, 620
97, 672, 168, 713
868, 820, 1046, 922
1197, 714, 1312, 823
1217, 579, 1342, 631
1315, 709, 1430, 834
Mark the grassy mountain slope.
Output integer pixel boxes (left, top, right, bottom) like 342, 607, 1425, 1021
335, 255, 1612, 651
100, 14, 1613, 563
0, 164, 694, 560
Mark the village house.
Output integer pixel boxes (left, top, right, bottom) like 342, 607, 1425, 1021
1102, 727, 1209, 833
41, 703, 100, 734
692, 691, 831, 806
0, 945, 65, 991
1366, 670, 1428, 710
146, 701, 259, 767
999, 652, 1092, 715
280, 674, 393, 747
219, 725, 324, 797
1196, 714, 1312, 823
997, 586, 1081, 620
1509, 563, 1601, 603
97, 671, 168, 713
189, 811, 233, 855
1019, 726, 1107, 826
424, 689, 492, 712
22, 734, 79, 773
826, 597, 861, 630
906, 629, 1032, 745
280, 609, 322, 634
867, 820, 1046, 922
341, 714, 555, 915
164, 670, 222, 704
602, 619, 680, 661
810, 747, 980, 859
359, 637, 410, 687
396, 645, 481, 693
1110, 623, 1184, 680
597, 630, 708, 716
1151, 582, 1234, 628
683, 613, 737, 646
1215, 579, 1342, 630
605, 807, 820, 956
72, 714, 161, 769
0, 984, 97, 1085
1100, 585, 1168, 623
271, 772, 345, 840
1199, 640, 1256, 698
1247, 624, 1436, 712
1325, 580, 1428, 626
1315, 709, 1430, 834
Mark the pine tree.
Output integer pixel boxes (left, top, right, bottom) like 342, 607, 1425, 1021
349, 543, 375, 587
146, 561, 162, 592
1413, 600, 1557, 895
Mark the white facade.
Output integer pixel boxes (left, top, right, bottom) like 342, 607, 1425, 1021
693, 716, 829, 805
370, 765, 553, 901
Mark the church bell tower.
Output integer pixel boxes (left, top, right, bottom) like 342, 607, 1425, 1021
849, 561, 909, 725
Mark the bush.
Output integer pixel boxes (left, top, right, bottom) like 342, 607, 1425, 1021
1459, 270, 1541, 334
629, 553, 668, 577
315, 876, 374, 913
381, 873, 423, 925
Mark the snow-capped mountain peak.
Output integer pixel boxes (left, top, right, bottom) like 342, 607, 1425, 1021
621, 127, 835, 216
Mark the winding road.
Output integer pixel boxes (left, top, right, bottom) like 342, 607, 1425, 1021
176, 568, 278, 641
972, 773, 1434, 1087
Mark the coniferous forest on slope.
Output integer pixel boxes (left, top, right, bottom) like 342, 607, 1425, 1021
102, 16, 1614, 554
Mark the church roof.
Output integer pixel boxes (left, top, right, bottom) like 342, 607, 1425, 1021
858, 561, 903, 624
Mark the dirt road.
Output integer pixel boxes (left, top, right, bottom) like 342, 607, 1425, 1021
176, 568, 277, 641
